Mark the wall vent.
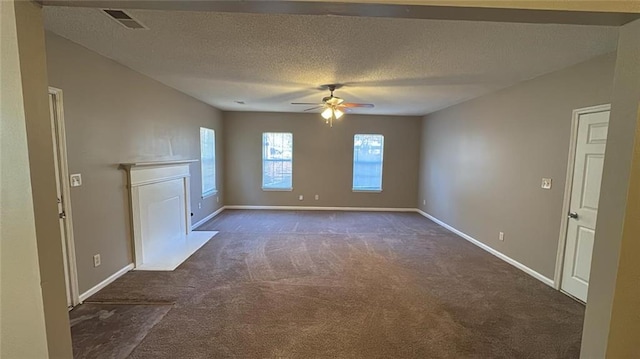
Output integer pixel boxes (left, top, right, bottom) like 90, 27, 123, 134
102, 9, 148, 30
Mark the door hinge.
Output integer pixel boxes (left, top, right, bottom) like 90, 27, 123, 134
59, 211, 66, 219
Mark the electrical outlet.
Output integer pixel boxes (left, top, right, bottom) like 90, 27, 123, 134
315, 194, 319, 200
541, 178, 552, 190
423, 199, 426, 205
198, 202, 202, 209
299, 195, 304, 201
216, 196, 219, 203
499, 232, 505, 241
93, 254, 101, 267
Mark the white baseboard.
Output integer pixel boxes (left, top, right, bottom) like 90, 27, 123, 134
224, 205, 416, 212
79, 263, 134, 302
415, 209, 555, 288
191, 206, 225, 230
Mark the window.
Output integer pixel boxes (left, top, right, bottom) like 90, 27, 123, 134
262, 132, 293, 190
200, 127, 216, 197
353, 134, 384, 191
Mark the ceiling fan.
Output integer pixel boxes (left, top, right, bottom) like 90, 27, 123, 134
291, 85, 374, 127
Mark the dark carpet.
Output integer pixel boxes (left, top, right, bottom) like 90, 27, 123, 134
69, 303, 171, 358
81, 210, 584, 358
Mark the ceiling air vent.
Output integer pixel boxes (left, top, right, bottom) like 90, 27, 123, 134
102, 9, 148, 30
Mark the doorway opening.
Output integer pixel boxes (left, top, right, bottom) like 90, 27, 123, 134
555, 104, 611, 302
49, 87, 80, 308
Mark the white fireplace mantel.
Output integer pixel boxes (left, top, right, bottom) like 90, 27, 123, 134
120, 159, 198, 168
121, 160, 216, 271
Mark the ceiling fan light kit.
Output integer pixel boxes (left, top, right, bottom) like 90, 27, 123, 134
292, 84, 374, 128
321, 107, 333, 120
320, 106, 345, 127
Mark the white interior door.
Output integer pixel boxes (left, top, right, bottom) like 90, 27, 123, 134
49, 89, 79, 308
561, 109, 609, 302
49, 93, 72, 308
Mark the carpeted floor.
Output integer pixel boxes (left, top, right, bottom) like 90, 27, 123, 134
78, 210, 584, 358
69, 303, 171, 358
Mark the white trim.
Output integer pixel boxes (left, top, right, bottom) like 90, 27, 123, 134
125, 163, 192, 188
261, 188, 293, 191
129, 174, 191, 188
416, 209, 555, 288
353, 133, 385, 193
554, 104, 611, 290
79, 263, 134, 302
224, 205, 415, 212
191, 206, 225, 230
49, 87, 81, 308
122, 163, 193, 267
199, 127, 217, 199
119, 159, 198, 168
201, 190, 218, 199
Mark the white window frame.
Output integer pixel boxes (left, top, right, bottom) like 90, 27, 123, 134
262, 132, 293, 191
352, 134, 384, 192
200, 127, 217, 198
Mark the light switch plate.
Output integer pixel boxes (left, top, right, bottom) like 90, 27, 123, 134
541, 178, 552, 190
70, 173, 82, 187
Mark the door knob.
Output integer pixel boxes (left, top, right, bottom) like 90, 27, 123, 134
568, 212, 578, 219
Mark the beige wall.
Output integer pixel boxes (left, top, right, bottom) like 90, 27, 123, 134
582, 18, 640, 358
45, 32, 224, 294
1, 0, 54, 357
14, 2, 74, 357
418, 53, 616, 280
224, 112, 421, 208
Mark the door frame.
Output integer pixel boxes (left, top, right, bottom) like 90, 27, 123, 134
553, 103, 611, 291
49, 87, 81, 307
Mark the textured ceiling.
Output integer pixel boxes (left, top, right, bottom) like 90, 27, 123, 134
43, 7, 619, 115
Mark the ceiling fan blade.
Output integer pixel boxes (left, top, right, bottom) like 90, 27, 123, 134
292, 102, 323, 105
303, 106, 325, 112
341, 103, 375, 108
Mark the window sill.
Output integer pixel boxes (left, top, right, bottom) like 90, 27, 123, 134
352, 189, 383, 193
262, 187, 293, 192
202, 190, 218, 199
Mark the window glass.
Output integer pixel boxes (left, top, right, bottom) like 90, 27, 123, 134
353, 134, 384, 191
200, 128, 216, 197
262, 132, 293, 190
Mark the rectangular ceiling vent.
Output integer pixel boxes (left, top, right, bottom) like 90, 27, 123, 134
102, 9, 148, 30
